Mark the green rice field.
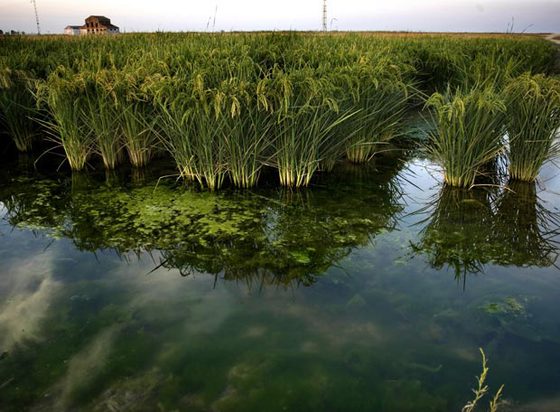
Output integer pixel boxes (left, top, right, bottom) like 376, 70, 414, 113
1, 32, 560, 411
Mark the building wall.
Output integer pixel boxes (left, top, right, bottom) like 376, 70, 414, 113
64, 27, 81, 36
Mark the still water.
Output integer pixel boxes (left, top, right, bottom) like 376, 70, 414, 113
1, 153, 559, 411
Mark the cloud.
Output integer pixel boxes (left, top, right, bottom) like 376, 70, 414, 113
0, 254, 61, 351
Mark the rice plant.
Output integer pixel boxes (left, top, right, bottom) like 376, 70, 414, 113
37, 73, 93, 171
337, 63, 412, 164
1, 32, 558, 188
504, 73, 560, 181
426, 86, 506, 188
120, 101, 158, 168
156, 74, 228, 190
0, 69, 38, 152
267, 69, 355, 187
113, 69, 160, 168
81, 71, 123, 169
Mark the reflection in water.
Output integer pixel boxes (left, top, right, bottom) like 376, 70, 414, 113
0, 255, 61, 351
493, 180, 560, 267
2, 156, 560, 411
412, 182, 560, 281
0, 159, 405, 288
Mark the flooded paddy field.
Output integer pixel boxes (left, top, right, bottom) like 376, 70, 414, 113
1, 151, 559, 411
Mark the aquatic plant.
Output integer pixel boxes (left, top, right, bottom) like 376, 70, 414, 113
426, 86, 506, 188
112, 70, 161, 168
1, 32, 557, 186
462, 348, 504, 412
120, 101, 158, 168
504, 73, 560, 181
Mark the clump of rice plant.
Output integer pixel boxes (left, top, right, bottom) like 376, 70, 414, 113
37, 72, 93, 171
267, 69, 354, 188
114, 71, 160, 168
156, 74, 228, 191
338, 62, 412, 164
426, 86, 506, 188
81, 71, 123, 170
0, 69, 38, 152
504, 73, 560, 182
218, 76, 272, 188
120, 101, 158, 168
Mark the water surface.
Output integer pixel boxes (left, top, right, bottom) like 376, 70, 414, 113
1, 153, 560, 411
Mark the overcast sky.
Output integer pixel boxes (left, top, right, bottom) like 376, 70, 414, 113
1, 0, 559, 34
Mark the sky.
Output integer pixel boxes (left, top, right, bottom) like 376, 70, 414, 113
0, 0, 559, 34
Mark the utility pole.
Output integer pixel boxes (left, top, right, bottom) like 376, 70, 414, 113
212, 5, 217, 32
31, 0, 41, 35
322, 0, 327, 32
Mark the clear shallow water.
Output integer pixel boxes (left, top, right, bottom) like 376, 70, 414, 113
1, 154, 560, 411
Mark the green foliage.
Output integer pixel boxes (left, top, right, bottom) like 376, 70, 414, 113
36, 71, 93, 171
426, 86, 506, 188
0, 69, 38, 152
462, 349, 505, 412
80, 70, 123, 170
0, 32, 557, 186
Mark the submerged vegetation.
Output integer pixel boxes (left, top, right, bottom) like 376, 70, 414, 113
0, 33, 558, 188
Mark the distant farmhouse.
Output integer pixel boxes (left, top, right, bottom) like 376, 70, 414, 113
65, 16, 119, 36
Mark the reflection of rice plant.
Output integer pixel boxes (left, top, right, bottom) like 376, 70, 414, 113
492, 180, 560, 267
412, 181, 560, 284
504, 74, 560, 182
426, 86, 506, 188
411, 186, 497, 281
462, 348, 504, 412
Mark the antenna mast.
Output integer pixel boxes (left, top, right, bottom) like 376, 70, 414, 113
322, 0, 327, 32
31, 0, 41, 35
